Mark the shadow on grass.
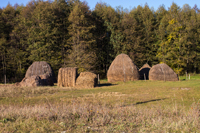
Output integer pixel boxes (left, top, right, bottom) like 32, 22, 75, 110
134, 98, 167, 105
120, 98, 167, 107
97, 83, 116, 87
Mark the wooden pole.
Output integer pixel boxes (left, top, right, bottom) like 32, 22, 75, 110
144, 73, 146, 81
98, 74, 100, 85
186, 72, 187, 80
4, 75, 6, 85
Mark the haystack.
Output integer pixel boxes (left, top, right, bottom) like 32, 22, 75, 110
107, 53, 139, 82
25, 61, 56, 83
57, 67, 78, 87
149, 63, 179, 81
15, 74, 54, 87
16, 75, 41, 87
139, 63, 151, 80
75, 72, 98, 88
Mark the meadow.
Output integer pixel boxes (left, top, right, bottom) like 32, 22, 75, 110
0, 74, 200, 132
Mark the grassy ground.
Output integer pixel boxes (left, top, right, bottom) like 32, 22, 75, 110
0, 74, 200, 132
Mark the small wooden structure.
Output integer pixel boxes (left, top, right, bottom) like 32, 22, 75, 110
139, 63, 151, 80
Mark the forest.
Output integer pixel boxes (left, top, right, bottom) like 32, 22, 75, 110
0, 0, 200, 83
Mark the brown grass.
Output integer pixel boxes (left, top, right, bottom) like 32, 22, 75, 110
0, 99, 200, 132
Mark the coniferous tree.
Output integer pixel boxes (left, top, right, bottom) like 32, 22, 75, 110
93, 3, 113, 76
0, 4, 17, 82
53, 0, 71, 67
155, 6, 168, 64
141, 4, 157, 65
67, 1, 97, 73
122, 8, 145, 67
163, 3, 185, 75
26, 1, 65, 74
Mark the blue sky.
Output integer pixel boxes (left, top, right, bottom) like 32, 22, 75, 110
0, 0, 199, 11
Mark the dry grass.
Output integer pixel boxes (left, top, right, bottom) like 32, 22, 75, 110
0, 77, 200, 132
0, 100, 200, 132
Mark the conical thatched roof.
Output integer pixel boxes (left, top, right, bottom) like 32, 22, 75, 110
107, 54, 140, 82
149, 63, 179, 81
139, 63, 151, 80
25, 61, 57, 83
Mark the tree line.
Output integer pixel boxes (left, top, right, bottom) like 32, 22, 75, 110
0, 0, 200, 82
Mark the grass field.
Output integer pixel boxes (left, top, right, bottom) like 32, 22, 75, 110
0, 74, 200, 132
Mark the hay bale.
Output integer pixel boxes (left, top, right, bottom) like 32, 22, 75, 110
107, 53, 140, 82
139, 63, 151, 80
75, 72, 98, 88
16, 75, 41, 87
57, 67, 78, 87
149, 63, 179, 81
25, 61, 56, 83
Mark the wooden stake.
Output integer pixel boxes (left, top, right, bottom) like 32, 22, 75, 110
186, 72, 187, 80
4, 75, 6, 85
98, 74, 100, 85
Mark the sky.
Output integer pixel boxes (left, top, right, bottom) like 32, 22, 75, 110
0, 0, 199, 11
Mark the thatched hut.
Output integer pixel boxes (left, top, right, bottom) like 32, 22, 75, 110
107, 54, 140, 82
75, 72, 98, 88
57, 67, 78, 87
149, 63, 179, 81
139, 63, 151, 80
25, 61, 56, 83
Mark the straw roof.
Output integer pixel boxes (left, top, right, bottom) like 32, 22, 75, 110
139, 63, 151, 80
149, 63, 179, 81
107, 53, 140, 82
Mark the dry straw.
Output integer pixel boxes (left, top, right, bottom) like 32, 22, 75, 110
25, 61, 56, 83
107, 53, 139, 82
15, 75, 41, 87
16, 61, 56, 87
57, 67, 78, 87
75, 72, 98, 88
149, 63, 179, 81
